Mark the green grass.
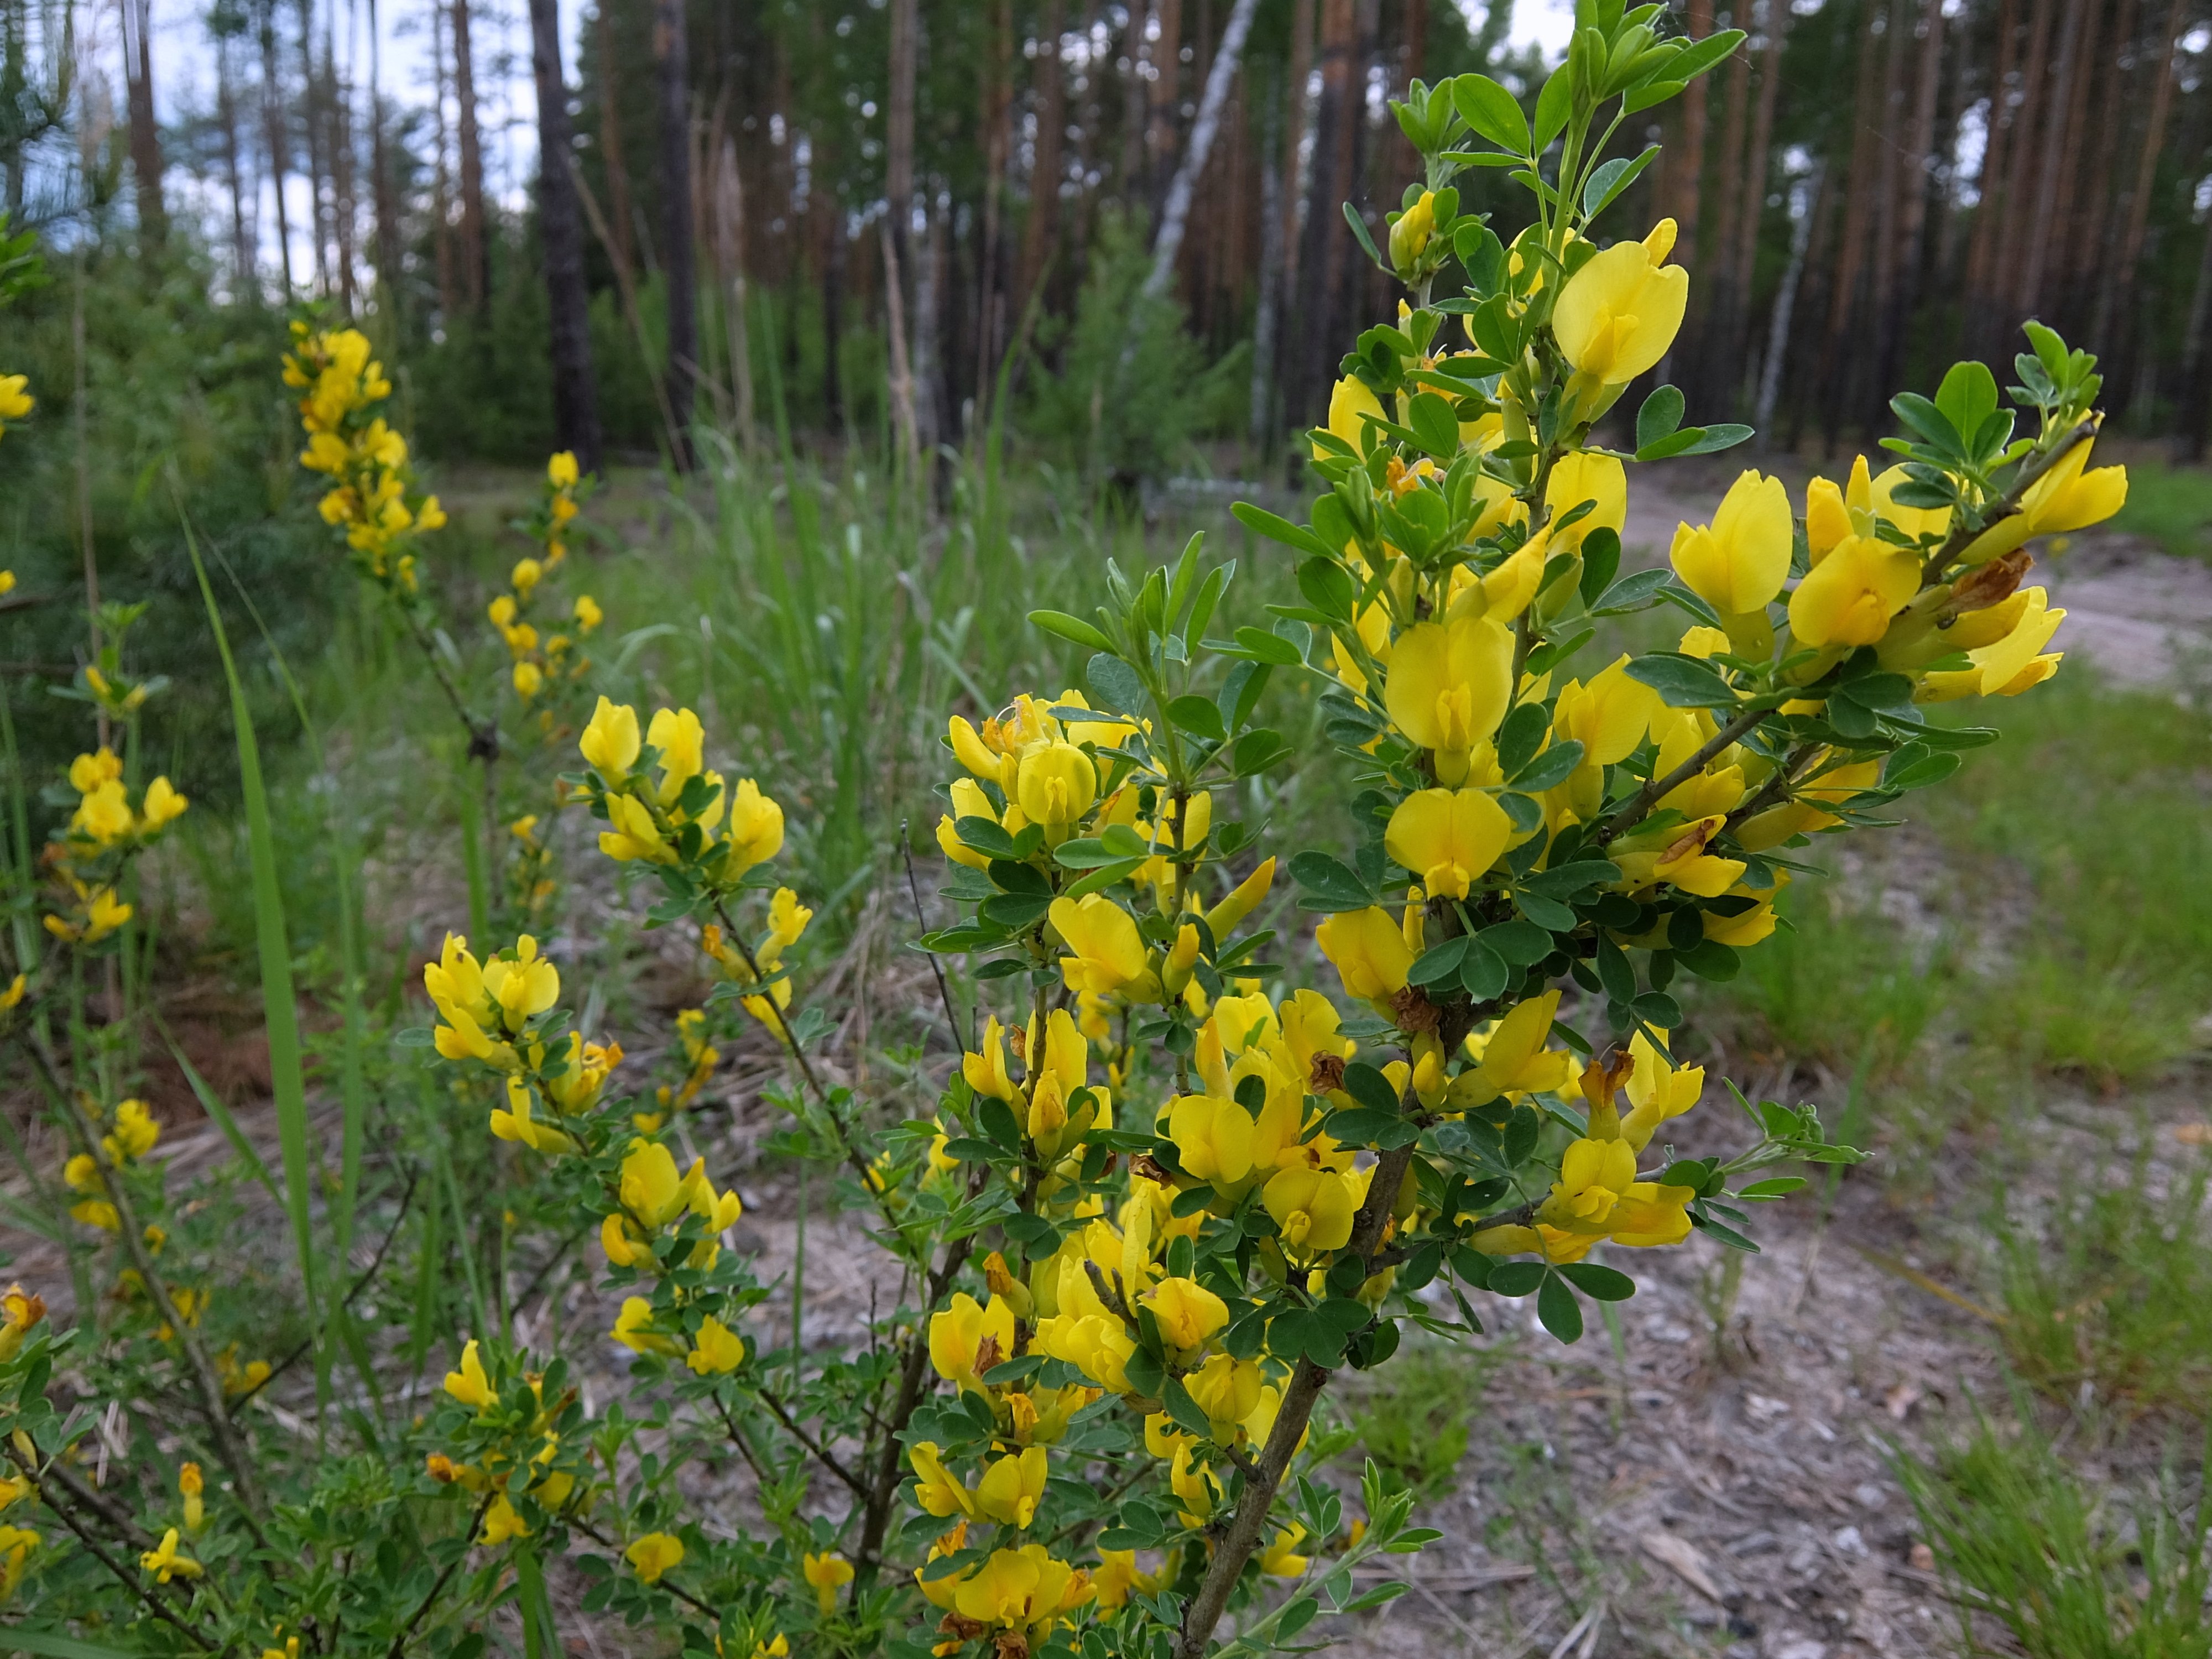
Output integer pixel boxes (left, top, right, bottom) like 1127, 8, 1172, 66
2110, 458, 2212, 561
1345, 1341, 1500, 1500
1996, 1152, 2212, 1416
1896, 1396, 2212, 1659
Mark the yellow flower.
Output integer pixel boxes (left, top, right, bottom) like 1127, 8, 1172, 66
0, 1524, 36, 1601
909, 1441, 976, 1517
1541, 1135, 1639, 1232
573, 593, 603, 632
1669, 469, 1793, 617
0, 973, 26, 1014
0, 1285, 46, 1361
1263, 1165, 1361, 1254
1048, 895, 1161, 1001
1383, 616, 1513, 783
548, 450, 580, 488
1169, 1444, 1222, 1525
1961, 437, 2128, 564
1388, 190, 1436, 272
1318, 374, 1385, 457
973, 1446, 1049, 1528
613, 1296, 685, 1357
0, 571, 12, 597
1383, 787, 1511, 901
513, 661, 544, 698
1015, 740, 1097, 830
1788, 529, 1919, 649
1184, 1352, 1263, 1434
802, 1551, 854, 1613
138, 776, 189, 833
1315, 906, 1413, 1007
948, 1543, 1091, 1633
1542, 450, 1628, 554
1918, 586, 2065, 701
721, 779, 786, 878
1203, 855, 1277, 938
71, 779, 134, 844
481, 1495, 530, 1545
140, 1526, 202, 1583
1552, 220, 1689, 403
685, 1316, 747, 1375
1259, 1522, 1310, 1577
929, 1292, 1017, 1392
1458, 990, 1574, 1103
489, 1081, 578, 1155
580, 696, 643, 778
443, 1339, 497, 1411
0, 373, 33, 425
511, 557, 543, 601
1140, 1276, 1228, 1354
103, 1099, 160, 1162
1618, 1027, 1703, 1151
179, 1462, 204, 1532
625, 1531, 685, 1583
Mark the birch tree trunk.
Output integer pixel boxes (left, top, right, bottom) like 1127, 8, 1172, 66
1140, 0, 1259, 301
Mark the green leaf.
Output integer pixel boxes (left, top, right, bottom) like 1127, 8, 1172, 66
1407, 935, 1471, 988
187, 525, 319, 1326
7, 1631, 142, 1659
1580, 143, 1661, 222
1166, 695, 1227, 742
1736, 1177, 1808, 1200
954, 816, 1019, 859
1087, 651, 1147, 714
1934, 359, 1999, 450
1164, 1376, 1215, 1439
1577, 526, 1623, 607
1537, 1271, 1585, 1342
1532, 66, 1573, 152
1487, 1261, 1545, 1297
1668, 28, 1745, 83
1453, 72, 1531, 154
1480, 919, 1554, 966
1624, 652, 1736, 708
1509, 738, 1585, 794
1636, 383, 1686, 451
1340, 1061, 1401, 1115
1232, 500, 1333, 559
1556, 1262, 1636, 1301
1289, 850, 1376, 912
1230, 625, 1305, 665
1297, 556, 1358, 622
1495, 702, 1552, 778
1408, 392, 1460, 458
1029, 608, 1116, 653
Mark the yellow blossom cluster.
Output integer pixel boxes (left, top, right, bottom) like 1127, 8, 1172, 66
283, 324, 445, 591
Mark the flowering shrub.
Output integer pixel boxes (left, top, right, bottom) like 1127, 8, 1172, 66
0, 17, 2128, 1659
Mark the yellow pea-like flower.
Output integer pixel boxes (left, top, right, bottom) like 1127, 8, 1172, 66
1552, 220, 1689, 403
1384, 615, 1514, 783
1383, 787, 1511, 901
1669, 469, 1794, 617
1787, 530, 1920, 649
624, 1531, 684, 1583
802, 1551, 854, 1613
1047, 895, 1160, 1001
139, 1526, 202, 1583
1014, 740, 1097, 830
972, 1446, 1048, 1528
1140, 1276, 1228, 1354
442, 1339, 497, 1411
580, 696, 643, 779
720, 779, 785, 878
1314, 905, 1414, 1008
1317, 374, 1385, 458
1262, 1165, 1361, 1254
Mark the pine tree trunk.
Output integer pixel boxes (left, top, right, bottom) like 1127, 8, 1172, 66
1730, 0, 1785, 359
2016, 0, 2081, 319
218, 34, 255, 285
1816, 0, 1885, 447
2097, 0, 2183, 351
1700, 19, 1750, 413
1249, 76, 1284, 449
1291, 0, 1353, 432
1959, 0, 2015, 345
368, 0, 400, 306
122, 0, 165, 243
597, 3, 638, 278
975, 0, 1012, 415
259, 0, 295, 294
297, 0, 331, 293
1272, 0, 1314, 445
329, 1, 356, 313
452, 0, 488, 307
655, 0, 698, 467
2041, 0, 2100, 327
1989, 0, 2055, 336
1876, 0, 1943, 407
1147, 0, 1183, 213
1019, 0, 1066, 315
529, 0, 604, 473
2079, 0, 2136, 327
713, 136, 757, 453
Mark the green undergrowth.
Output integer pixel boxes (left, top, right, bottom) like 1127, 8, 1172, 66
1896, 1395, 2212, 1659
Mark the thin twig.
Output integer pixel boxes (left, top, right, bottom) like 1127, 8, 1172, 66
1593, 704, 1772, 846
233, 1171, 421, 1413
386, 1494, 494, 1659
20, 1035, 270, 1521
745, 1381, 869, 1499
568, 1515, 723, 1621
4, 1441, 217, 1646
899, 817, 967, 1054
1918, 414, 2099, 584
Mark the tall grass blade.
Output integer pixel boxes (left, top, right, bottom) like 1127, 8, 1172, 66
184, 526, 320, 1326
158, 1025, 281, 1203
457, 764, 490, 942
